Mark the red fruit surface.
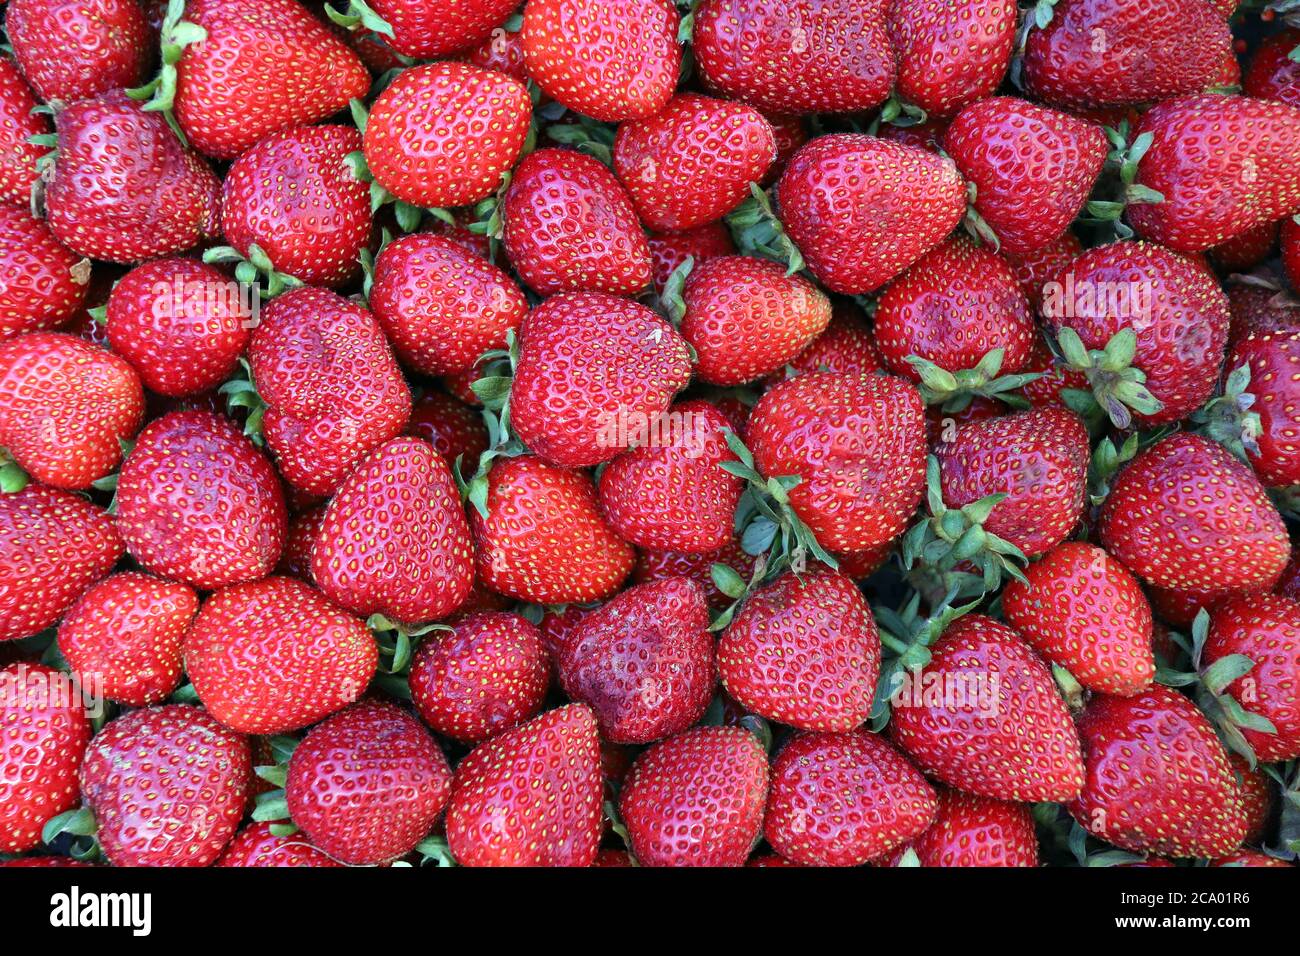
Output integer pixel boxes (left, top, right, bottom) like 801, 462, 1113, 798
1245, 29, 1300, 108
370, 0, 518, 58
216, 822, 342, 868
0, 208, 89, 339
1226, 329, 1300, 486
633, 536, 759, 609
6, 0, 150, 103
887, 789, 1039, 867
405, 391, 490, 476
647, 223, 736, 294
0, 58, 48, 207
768, 302, 884, 381
1004, 232, 1082, 311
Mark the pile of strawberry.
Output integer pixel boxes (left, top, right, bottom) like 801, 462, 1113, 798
2, 0, 1300, 870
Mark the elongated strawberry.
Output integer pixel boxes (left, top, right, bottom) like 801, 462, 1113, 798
619, 725, 769, 867
885, 789, 1038, 867
770, 302, 884, 380
7, 0, 151, 103
406, 391, 490, 477
647, 223, 736, 294
0, 208, 89, 339
0, 58, 49, 207
115, 410, 287, 589
765, 731, 937, 867
217, 822, 342, 868
446, 703, 604, 866
1245, 29, 1300, 108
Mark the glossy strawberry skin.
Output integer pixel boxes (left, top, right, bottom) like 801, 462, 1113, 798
1068, 686, 1249, 859
0, 663, 91, 852
405, 391, 490, 477
633, 536, 759, 609
647, 223, 736, 294
446, 703, 604, 867
887, 789, 1038, 867
765, 731, 937, 867
115, 410, 288, 590
1004, 232, 1082, 311
80, 705, 250, 867
0, 208, 88, 340
619, 725, 769, 867
1227, 285, 1300, 349
1244, 29, 1300, 108
718, 570, 880, 732
371, 0, 518, 58
216, 822, 343, 868
6, 0, 151, 103
0, 59, 50, 207
503, 149, 653, 298
1225, 330, 1300, 487
613, 94, 777, 232
769, 302, 884, 381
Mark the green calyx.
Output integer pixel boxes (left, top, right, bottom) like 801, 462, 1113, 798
907, 347, 1041, 411
1052, 326, 1163, 429
878, 93, 928, 128
346, 101, 429, 236
41, 806, 102, 861
1086, 432, 1138, 505
657, 255, 694, 327
459, 331, 528, 520
545, 115, 616, 167
0, 449, 29, 493
126, 0, 206, 146
1083, 126, 1164, 240
960, 181, 1001, 251
324, 0, 394, 37
368, 614, 452, 700
218, 357, 267, 445
726, 182, 805, 277
1191, 361, 1263, 464
203, 242, 301, 299
250, 736, 301, 829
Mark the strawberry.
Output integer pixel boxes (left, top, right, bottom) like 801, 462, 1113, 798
286, 700, 453, 866
539, 603, 593, 663
502, 149, 653, 298
218, 125, 372, 288
248, 287, 411, 496
445, 703, 604, 866
183, 576, 378, 734
6, 0, 151, 103
718, 570, 880, 732
618, 725, 769, 867
762, 113, 809, 182
509, 292, 693, 467
768, 302, 884, 381
363, 61, 531, 210
633, 536, 759, 609
369, 233, 527, 377
44, 90, 222, 263
1228, 282, 1300, 347
1004, 232, 1082, 311
1208, 221, 1279, 274
79, 704, 250, 867
747, 371, 927, 551
216, 822, 342, 868
115, 410, 288, 590
1245, 29, 1300, 108
57, 572, 197, 707
522, 0, 680, 122
765, 730, 937, 867
0, 484, 122, 642
1211, 329, 1300, 487
647, 223, 736, 294
776, 134, 966, 294
889, 615, 1086, 802
1233, 752, 1275, 844
342, 0, 518, 59
469, 456, 635, 604
1284, 217, 1300, 297
1002, 541, 1155, 696
556, 577, 714, 744
613, 93, 777, 232
1022, 0, 1233, 110
680, 256, 832, 386
885, 789, 1038, 867
693, 0, 894, 115
943, 97, 1107, 256
0, 207, 89, 339
277, 505, 327, 581
105, 258, 252, 397
0, 58, 49, 207
0, 331, 143, 489
406, 391, 490, 477
312, 437, 475, 624
884, 0, 1017, 119
1098, 433, 1289, 593
1068, 685, 1249, 858
0, 663, 91, 852
1211, 851, 1292, 868
462, 14, 529, 82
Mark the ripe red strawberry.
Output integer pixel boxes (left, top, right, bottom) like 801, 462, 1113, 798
693, 0, 894, 115
522, 0, 680, 122
765, 731, 936, 869
509, 292, 692, 467
446, 703, 604, 866
0, 663, 91, 852
406, 391, 490, 477
350, 0, 518, 58
461, 15, 529, 82
370, 233, 527, 377
363, 61, 531, 209
619, 725, 769, 867
884, 0, 1017, 119
1098, 433, 1290, 593
80, 704, 250, 867
105, 258, 251, 397
1004, 232, 1082, 311
1002, 542, 1154, 696
935, 406, 1090, 558
1209, 221, 1279, 274
889, 615, 1086, 802
503, 149, 652, 297
875, 237, 1034, 379
556, 577, 714, 744
219, 125, 372, 288
597, 400, 743, 552
249, 287, 411, 496
747, 371, 927, 551
0, 484, 122, 642
286, 700, 452, 866
1068, 686, 1249, 858
943, 98, 1107, 256
1285, 218, 1300, 291
1022, 0, 1233, 110
1232, 752, 1274, 843
217, 822, 342, 868
613, 94, 777, 232
0, 58, 49, 207
6, 0, 151, 103
633, 536, 759, 609
776, 134, 966, 294
718, 570, 880, 731
1216, 330, 1300, 487
1211, 850, 1292, 868
115, 410, 288, 589
1227, 281, 1300, 347
45, 90, 221, 263
647, 223, 736, 294
1245, 29, 1300, 108
1127, 95, 1300, 252
681, 256, 832, 385
58, 572, 197, 707
173, 0, 369, 160
276, 504, 326, 581
184, 576, 377, 734
885, 789, 1038, 867
469, 456, 635, 604
768, 302, 884, 381
0, 208, 89, 339
0, 332, 143, 489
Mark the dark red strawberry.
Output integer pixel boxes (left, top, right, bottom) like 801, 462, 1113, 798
1245, 29, 1300, 108
1231, 753, 1276, 845
633, 536, 759, 609
0, 208, 89, 339
217, 822, 342, 867
446, 703, 604, 866
406, 391, 490, 478
0, 58, 49, 207
80, 705, 250, 866
619, 725, 769, 867
115, 410, 287, 589
768, 302, 884, 381
765, 731, 936, 867
1004, 232, 1082, 311
885, 789, 1038, 867
1208, 221, 1279, 274
647, 223, 736, 294
345, 0, 517, 59
6, 0, 150, 103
